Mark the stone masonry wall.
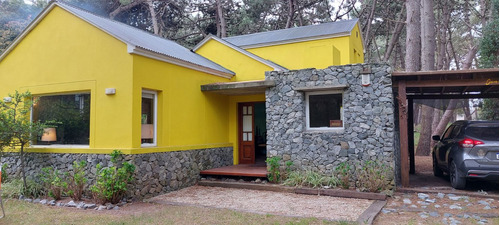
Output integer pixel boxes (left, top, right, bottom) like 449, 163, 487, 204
266, 64, 395, 182
1, 147, 232, 200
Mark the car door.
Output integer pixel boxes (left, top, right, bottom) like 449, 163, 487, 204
443, 125, 462, 166
435, 125, 455, 167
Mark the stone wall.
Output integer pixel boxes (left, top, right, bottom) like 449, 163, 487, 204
265, 63, 396, 182
1, 147, 232, 200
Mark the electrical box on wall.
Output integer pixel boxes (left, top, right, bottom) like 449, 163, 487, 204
361, 74, 370, 87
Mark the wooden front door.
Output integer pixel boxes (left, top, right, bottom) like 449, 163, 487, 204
238, 103, 255, 164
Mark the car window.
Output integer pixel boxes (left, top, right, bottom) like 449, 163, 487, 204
450, 125, 462, 138
442, 125, 455, 139
466, 126, 499, 141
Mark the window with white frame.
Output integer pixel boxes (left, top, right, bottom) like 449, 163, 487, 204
141, 90, 157, 147
32, 93, 90, 145
305, 91, 343, 130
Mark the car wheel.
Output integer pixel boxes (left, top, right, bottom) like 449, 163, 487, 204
449, 160, 466, 189
433, 155, 443, 177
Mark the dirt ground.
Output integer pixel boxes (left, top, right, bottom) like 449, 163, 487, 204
149, 185, 373, 222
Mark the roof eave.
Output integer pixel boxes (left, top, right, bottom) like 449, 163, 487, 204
128, 45, 234, 79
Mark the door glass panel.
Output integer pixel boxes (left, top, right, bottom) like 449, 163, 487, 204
243, 133, 247, 141
247, 133, 252, 141
243, 106, 247, 114
248, 106, 252, 114
243, 115, 252, 132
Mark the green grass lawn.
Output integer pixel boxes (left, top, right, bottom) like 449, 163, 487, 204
0, 199, 355, 225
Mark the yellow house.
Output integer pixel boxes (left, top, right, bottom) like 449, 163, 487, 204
0, 1, 364, 198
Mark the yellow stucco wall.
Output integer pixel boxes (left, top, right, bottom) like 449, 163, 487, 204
0, 6, 135, 154
131, 55, 231, 152
0, 6, 233, 154
195, 39, 274, 82
243, 24, 364, 69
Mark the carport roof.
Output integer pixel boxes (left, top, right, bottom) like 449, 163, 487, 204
392, 68, 499, 98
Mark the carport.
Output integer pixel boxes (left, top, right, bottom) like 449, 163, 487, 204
392, 68, 499, 187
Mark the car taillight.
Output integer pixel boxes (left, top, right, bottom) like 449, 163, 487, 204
459, 138, 484, 148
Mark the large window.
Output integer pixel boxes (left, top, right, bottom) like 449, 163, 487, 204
306, 91, 343, 130
141, 90, 157, 147
32, 93, 90, 145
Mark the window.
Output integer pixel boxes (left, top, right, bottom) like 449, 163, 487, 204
306, 91, 343, 130
32, 93, 90, 145
141, 90, 157, 147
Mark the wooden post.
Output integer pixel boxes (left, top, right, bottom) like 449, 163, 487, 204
408, 98, 415, 174
398, 81, 410, 187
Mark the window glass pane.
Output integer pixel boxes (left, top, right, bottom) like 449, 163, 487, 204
247, 132, 252, 141
141, 93, 155, 144
243, 106, 247, 115
309, 93, 342, 128
243, 115, 252, 132
33, 93, 90, 145
248, 106, 252, 114
243, 133, 247, 141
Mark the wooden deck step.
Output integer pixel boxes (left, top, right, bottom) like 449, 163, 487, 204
200, 164, 267, 177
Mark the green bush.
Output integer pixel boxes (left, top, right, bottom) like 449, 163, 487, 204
90, 150, 135, 204
335, 162, 351, 189
2, 178, 44, 199
265, 156, 281, 183
355, 160, 393, 193
66, 160, 87, 201
40, 167, 67, 200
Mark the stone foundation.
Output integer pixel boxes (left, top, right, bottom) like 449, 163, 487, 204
265, 63, 396, 183
1, 147, 233, 200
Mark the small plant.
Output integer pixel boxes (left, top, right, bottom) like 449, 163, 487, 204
335, 162, 351, 189
40, 167, 67, 200
284, 160, 293, 178
91, 150, 135, 204
283, 170, 339, 188
266, 156, 281, 183
283, 171, 307, 187
66, 160, 87, 201
355, 160, 393, 193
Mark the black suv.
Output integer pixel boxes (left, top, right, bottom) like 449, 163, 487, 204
432, 120, 499, 189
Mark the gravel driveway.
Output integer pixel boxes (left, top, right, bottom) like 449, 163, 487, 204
149, 185, 373, 221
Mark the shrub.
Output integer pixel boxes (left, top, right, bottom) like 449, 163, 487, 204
283, 171, 306, 187
355, 160, 393, 193
91, 150, 135, 204
335, 162, 351, 189
1, 163, 8, 183
66, 160, 87, 201
2, 178, 44, 199
40, 167, 67, 200
265, 156, 281, 183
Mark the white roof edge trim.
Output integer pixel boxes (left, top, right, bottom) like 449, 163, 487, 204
193, 35, 287, 72
0, 3, 58, 63
128, 45, 234, 79
237, 32, 351, 49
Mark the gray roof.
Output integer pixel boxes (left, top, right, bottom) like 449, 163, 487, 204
57, 2, 234, 75
224, 19, 358, 48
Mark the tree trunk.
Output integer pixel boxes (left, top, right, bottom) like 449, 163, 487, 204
463, 100, 472, 120
416, 103, 434, 156
147, 0, 159, 35
285, 0, 295, 28
433, 99, 458, 137
216, 0, 227, 37
405, 0, 421, 71
420, 0, 436, 71
20, 144, 27, 193
431, 108, 441, 131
